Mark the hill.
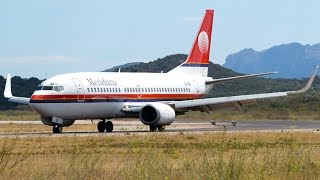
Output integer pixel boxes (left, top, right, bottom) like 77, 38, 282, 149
103, 62, 143, 72
224, 43, 320, 78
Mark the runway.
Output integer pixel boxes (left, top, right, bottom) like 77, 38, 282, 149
0, 119, 320, 138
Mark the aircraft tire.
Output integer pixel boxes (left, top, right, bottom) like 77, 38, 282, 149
150, 125, 157, 132
157, 126, 165, 132
105, 121, 113, 132
97, 121, 106, 132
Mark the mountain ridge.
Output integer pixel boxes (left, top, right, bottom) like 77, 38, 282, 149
224, 42, 320, 78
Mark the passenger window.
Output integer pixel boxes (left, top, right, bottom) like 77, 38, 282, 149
87, 88, 90, 92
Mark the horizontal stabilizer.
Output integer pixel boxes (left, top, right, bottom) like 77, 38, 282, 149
205, 72, 277, 85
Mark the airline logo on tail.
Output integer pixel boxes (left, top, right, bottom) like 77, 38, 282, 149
182, 9, 214, 67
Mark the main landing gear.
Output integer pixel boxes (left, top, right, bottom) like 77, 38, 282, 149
97, 120, 113, 133
53, 124, 63, 134
149, 125, 165, 132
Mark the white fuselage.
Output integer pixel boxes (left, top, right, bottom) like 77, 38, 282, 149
30, 72, 213, 120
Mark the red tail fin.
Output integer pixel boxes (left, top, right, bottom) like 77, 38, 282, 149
185, 9, 214, 65
168, 10, 214, 76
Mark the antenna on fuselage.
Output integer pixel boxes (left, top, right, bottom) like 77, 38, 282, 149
118, 68, 121, 73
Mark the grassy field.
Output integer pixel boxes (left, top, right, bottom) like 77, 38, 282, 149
0, 132, 319, 179
0, 110, 40, 121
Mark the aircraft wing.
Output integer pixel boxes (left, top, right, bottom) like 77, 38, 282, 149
4, 73, 30, 105
172, 66, 318, 112
121, 67, 318, 114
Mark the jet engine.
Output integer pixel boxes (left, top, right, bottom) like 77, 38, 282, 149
139, 103, 176, 126
41, 117, 75, 127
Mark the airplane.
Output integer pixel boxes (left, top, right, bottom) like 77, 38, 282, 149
3, 9, 319, 133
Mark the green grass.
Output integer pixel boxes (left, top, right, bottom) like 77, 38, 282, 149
0, 132, 319, 179
0, 110, 40, 121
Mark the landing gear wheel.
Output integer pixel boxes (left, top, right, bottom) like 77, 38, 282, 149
53, 125, 63, 134
105, 121, 113, 132
150, 125, 157, 132
97, 121, 106, 132
157, 126, 165, 132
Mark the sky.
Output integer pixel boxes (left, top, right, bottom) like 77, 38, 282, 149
1, 0, 320, 78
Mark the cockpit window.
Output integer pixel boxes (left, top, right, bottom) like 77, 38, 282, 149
53, 86, 59, 92
42, 86, 53, 90
36, 86, 43, 91
38, 85, 64, 92
53, 86, 64, 92
58, 86, 64, 92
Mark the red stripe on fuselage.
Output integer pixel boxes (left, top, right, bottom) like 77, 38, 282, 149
31, 93, 204, 101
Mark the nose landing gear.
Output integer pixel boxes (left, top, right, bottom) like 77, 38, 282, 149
97, 120, 113, 133
53, 125, 63, 134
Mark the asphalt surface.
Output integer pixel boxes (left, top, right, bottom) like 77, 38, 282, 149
0, 119, 320, 138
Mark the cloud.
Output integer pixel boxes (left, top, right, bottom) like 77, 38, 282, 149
183, 16, 202, 22
0, 56, 81, 65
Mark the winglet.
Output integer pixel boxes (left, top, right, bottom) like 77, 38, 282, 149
4, 73, 13, 98
287, 66, 319, 95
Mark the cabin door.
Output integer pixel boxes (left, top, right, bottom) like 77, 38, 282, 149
72, 78, 85, 101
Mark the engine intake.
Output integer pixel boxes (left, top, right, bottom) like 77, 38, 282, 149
140, 103, 176, 126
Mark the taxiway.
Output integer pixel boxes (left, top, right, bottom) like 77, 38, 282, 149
0, 119, 320, 138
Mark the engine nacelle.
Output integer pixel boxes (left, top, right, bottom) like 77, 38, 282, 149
41, 117, 75, 127
139, 103, 176, 126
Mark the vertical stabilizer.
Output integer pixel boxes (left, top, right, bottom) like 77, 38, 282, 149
168, 9, 214, 76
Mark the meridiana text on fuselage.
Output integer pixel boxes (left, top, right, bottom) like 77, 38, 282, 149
86, 78, 118, 86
